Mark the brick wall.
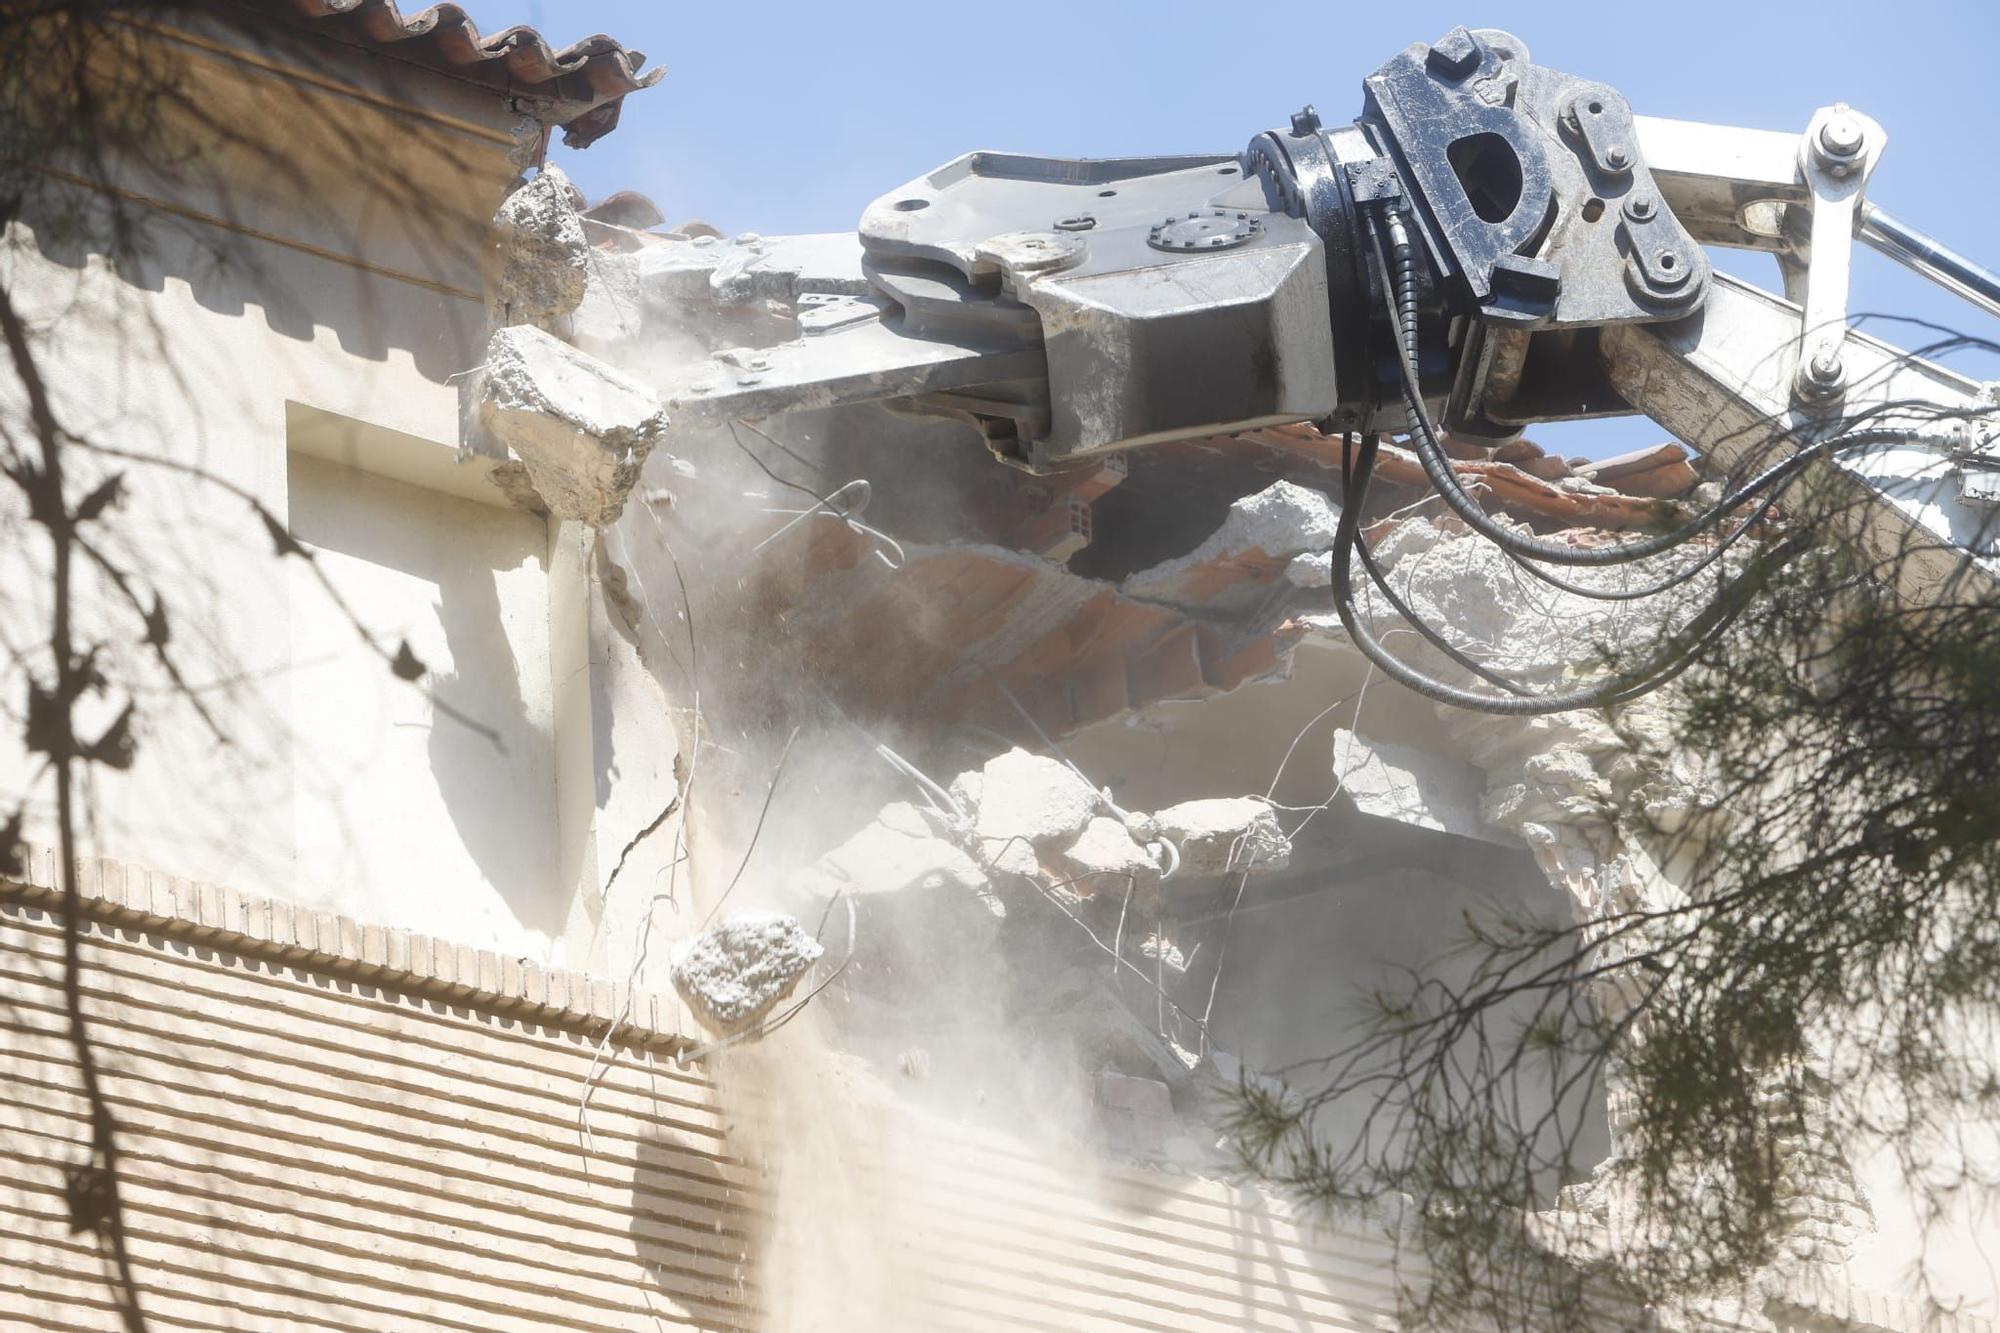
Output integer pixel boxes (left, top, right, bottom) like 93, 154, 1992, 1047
1, 852, 1418, 1332
0, 853, 751, 1331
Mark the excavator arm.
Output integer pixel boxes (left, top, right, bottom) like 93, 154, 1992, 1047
630, 25, 1999, 704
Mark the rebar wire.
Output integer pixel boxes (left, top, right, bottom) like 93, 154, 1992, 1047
1113, 878, 1136, 986
852, 737, 1209, 1038
979, 833, 1216, 1040
874, 740, 965, 820
733, 415, 834, 481
751, 474, 909, 570
725, 420, 825, 505
813, 689, 968, 821
727, 418, 908, 569
1188, 659, 1384, 1060
698, 725, 803, 931
757, 503, 907, 570
753, 478, 872, 552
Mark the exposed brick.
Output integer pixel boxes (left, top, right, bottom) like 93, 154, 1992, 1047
390, 927, 415, 975
453, 944, 480, 996
338, 914, 364, 962
361, 923, 388, 971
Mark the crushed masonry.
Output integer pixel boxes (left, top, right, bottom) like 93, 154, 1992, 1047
1332, 727, 1519, 847
1060, 816, 1163, 900
970, 749, 1102, 879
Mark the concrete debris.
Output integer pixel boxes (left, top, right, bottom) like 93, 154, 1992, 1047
1518, 454, 1575, 482
791, 799, 999, 917
670, 910, 824, 1037
946, 768, 983, 821
1059, 815, 1161, 900
568, 244, 646, 358
1284, 551, 1332, 588
471, 324, 667, 526
1363, 439, 1688, 530
486, 459, 549, 515
1123, 480, 1341, 614
1151, 796, 1291, 877
849, 799, 980, 878
971, 748, 1102, 879
1333, 728, 1520, 846
1137, 931, 1188, 972
786, 801, 1003, 997
1331, 515, 1732, 691
490, 165, 591, 330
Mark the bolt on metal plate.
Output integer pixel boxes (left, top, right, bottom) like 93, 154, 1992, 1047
1146, 210, 1263, 253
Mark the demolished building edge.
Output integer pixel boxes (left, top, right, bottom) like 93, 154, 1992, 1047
0, 4, 1993, 1330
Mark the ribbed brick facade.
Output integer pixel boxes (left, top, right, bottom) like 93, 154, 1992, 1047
0, 852, 1415, 1331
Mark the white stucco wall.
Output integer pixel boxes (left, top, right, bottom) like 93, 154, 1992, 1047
285, 450, 562, 957
0, 19, 680, 973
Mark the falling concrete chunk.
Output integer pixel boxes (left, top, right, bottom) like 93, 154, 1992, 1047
947, 768, 984, 820
972, 749, 1102, 880
471, 324, 667, 526
490, 164, 590, 330
1058, 815, 1160, 901
670, 910, 824, 1038
1333, 728, 1520, 847
1152, 796, 1291, 877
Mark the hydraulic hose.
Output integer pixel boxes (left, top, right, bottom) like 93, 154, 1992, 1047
1371, 216, 1859, 569
1492, 427, 1940, 602
1329, 426, 1810, 715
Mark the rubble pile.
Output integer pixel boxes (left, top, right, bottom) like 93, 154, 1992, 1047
796, 747, 1294, 918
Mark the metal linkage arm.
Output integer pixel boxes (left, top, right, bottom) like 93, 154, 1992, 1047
1857, 204, 2000, 322
1603, 274, 1999, 602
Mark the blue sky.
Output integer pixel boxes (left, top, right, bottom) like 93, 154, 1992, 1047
467, 1, 2000, 455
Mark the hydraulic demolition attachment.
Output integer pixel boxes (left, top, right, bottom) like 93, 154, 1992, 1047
643, 26, 2000, 712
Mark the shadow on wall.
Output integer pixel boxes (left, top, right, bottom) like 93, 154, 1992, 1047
15, 155, 486, 383
627, 1128, 760, 1331
287, 454, 567, 943
1203, 809, 1613, 1203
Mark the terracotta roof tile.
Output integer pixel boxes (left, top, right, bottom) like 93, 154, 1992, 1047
266, 0, 662, 145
